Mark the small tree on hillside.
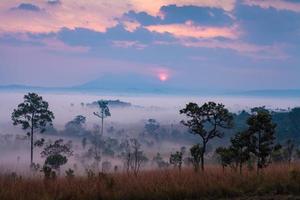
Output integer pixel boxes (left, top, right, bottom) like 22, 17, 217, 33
12, 93, 54, 166
180, 102, 233, 171
247, 107, 276, 174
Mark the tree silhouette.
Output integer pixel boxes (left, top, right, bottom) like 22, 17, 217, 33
93, 100, 111, 172
41, 139, 73, 176
247, 108, 276, 174
11, 93, 54, 166
229, 131, 252, 174
215, 147, 234, 172
130, 139, 148, 176
190, 144, 203, 172
121, 138, 148, 175
144, 119, 160, 138
93, 100, 111, 136
170, 151, 183, 172
270, 143, 284, 163
180, 102, 233, 171
64, 115, 86, 136
153, 153, 169, 169
283, 139, 295, 166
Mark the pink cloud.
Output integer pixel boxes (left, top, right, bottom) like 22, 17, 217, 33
146, 21, 240, 39
0, 0, 235, 34
130, 0, 235, 16
122, 20, 141, 32
40, 38, 90, 53
155, 39, 289, 60
243, 0, 300, 12
112, 40, 147, 50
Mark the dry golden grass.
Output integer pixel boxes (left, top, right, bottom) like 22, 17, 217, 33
1, 164, 300, 200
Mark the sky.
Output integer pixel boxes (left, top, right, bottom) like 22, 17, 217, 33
0, 0, 300, 91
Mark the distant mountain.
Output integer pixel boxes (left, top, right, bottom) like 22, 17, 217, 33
0, 84, 59, 92
73, 73, 188, 94
230, 89, 300, 97
1, 81, 300, 97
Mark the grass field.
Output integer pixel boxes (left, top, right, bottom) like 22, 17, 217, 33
1, 164, 300, 200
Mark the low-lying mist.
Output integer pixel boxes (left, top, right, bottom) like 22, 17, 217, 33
0, 91, 300, 175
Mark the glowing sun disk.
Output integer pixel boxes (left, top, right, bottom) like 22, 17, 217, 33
158, 73, 169, 82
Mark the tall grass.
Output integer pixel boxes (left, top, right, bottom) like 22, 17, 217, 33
1, 164, 300, 200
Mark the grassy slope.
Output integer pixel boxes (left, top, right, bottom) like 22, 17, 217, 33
1, 164, 300, 200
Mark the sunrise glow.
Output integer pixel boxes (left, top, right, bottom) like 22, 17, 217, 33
158, 72, 169, 82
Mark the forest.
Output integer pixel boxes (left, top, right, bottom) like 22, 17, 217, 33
1, 92, 300, 200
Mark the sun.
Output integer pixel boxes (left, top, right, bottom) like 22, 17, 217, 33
158, 72, 169, 82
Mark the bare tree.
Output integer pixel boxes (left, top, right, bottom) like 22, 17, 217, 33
130, 139, 148, 176
121, 138, 148, 176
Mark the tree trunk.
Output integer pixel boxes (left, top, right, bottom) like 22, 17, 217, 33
257, 132, 261, 175
101, 117, 104, 136
30, 129, 33, 166
239, 162, 242, 174
201, 141, 206, 171
30, 117, 34, 166
101, 110, 104, 136
194, 163, 199, 172
201, 154, 204, 171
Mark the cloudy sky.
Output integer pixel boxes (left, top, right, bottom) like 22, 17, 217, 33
0, 0, 300, 91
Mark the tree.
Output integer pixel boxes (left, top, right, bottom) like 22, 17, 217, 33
121, 139, 132, 174
81, 137, 87, 150
230, 131, 252, 174
271, 144, 284, 163
102, 161, 112, 173
283, 139, 295, 166
93, 101, 110, 172
130, 139, 148, 176
215, 147, 234, 172
170, 151, 183, 171
289, 108, 300, 135
11, 93, 54, 166
296, 148, 300, 161
65, 168, 75, 179
153, 153, 169, 169
64, 115, 87, 136
180, 102, 233, 171
41, 139, 73, 176
88, 125, 103, 171
93, 100, 111, 136
247, 108, 276, 174
190, 144, 203, 172
121, 138, 148, 176
144, 119, 160, 139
